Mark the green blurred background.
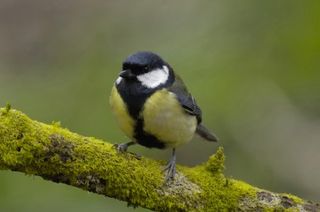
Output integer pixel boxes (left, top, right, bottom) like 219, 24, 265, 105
1, 0, 319, 211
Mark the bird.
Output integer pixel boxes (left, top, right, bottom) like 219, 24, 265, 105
109, 51, 218, 181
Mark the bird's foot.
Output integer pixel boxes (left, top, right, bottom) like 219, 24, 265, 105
113, 141, 135, 152
113, 143, 129, 152
113, 142, 141, 159
163, 150, 176, 182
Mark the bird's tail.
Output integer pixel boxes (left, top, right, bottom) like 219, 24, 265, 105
196, 123, 218, 142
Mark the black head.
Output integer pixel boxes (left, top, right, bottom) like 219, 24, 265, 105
120, 51, 166, 79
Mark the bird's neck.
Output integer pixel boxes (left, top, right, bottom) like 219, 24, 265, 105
116, 71, 175, 119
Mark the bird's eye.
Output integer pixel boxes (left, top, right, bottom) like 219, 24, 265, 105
144, 66, 148, 70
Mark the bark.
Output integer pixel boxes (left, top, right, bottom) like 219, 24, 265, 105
0, 106, 319, 211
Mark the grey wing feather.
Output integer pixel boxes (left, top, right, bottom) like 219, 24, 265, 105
168, 74, 218, 142
168, 75, 202, 123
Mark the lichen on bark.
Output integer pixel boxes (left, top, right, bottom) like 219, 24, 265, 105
0, 107, 319, 211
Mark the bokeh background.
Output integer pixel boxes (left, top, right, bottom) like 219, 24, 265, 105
1, 0, 320, 211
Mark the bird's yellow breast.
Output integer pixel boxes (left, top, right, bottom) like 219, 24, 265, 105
109, 85, 135, 139
142, 89, 197, 148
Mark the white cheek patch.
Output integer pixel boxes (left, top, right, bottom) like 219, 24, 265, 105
116, 76, 122, 85
137, 65, 169, 89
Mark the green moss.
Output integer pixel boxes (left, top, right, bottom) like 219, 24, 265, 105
51, 121, 61, 128
1, 103, 11, 115
280, 193, 304, 204
205, 146, 225, 174
0, 108, 203, 211
0, 108, 317, 211
181, 148, 257, 211
5, 103, 11, 112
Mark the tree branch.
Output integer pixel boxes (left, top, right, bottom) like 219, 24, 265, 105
0, 107, 319, 211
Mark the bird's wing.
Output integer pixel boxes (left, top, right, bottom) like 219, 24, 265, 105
168, 75, 202, 123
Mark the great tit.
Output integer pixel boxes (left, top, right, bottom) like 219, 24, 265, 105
110, 51, 218, 181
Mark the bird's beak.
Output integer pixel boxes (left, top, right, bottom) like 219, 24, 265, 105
119, 69, 135, 79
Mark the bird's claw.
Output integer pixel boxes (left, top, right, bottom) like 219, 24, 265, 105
163, 157, 176, 182
113, 143, 128, 152
113, 142, 141, 160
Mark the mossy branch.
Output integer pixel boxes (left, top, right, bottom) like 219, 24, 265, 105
0, 108, 319, 211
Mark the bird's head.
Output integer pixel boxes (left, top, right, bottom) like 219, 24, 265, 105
117, 51, 173, 89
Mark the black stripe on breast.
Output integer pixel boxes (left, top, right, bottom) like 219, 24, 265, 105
134, 118, 166, 149
116, 80, 153, 119
115, 68, 175, 149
